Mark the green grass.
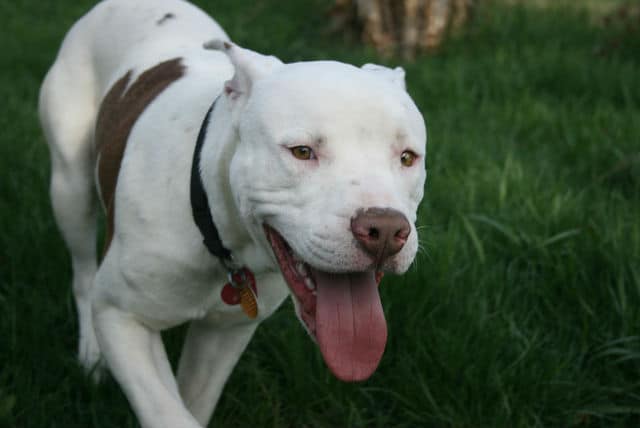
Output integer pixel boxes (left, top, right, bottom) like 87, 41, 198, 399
1, 0, 639, 426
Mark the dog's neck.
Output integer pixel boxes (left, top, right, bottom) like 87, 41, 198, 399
190, 100, 232, 263
196, 95, 258, 269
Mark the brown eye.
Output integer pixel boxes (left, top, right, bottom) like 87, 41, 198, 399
290, 146, 315, 160
400, 150, 418, 167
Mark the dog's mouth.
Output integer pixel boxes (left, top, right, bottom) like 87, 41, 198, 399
264, 225, 386, 382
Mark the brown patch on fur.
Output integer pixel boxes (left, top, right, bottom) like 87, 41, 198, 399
95, 58, 185, 257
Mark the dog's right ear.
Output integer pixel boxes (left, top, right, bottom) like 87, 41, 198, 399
361, 63, 406, 91
204, 40, 283, 102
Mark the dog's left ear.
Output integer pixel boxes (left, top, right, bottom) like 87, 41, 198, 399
204, 39, 283, 102
361, 64, 406, 91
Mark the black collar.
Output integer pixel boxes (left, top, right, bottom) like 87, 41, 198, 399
190, 99, 234, 264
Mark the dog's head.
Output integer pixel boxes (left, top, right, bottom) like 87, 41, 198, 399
206, 41, 426, 381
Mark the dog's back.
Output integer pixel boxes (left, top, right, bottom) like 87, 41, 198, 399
42, 0, 228, 99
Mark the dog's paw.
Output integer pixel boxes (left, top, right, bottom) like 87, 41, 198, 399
78, 332, 105, 382
79, 351, 105, 383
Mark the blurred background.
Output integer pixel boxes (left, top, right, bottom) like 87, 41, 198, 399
1, 0, 639, 426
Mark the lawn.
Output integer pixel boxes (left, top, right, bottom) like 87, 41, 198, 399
1, 0, 639, 427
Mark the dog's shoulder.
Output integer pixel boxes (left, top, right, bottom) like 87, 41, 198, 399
95, 57, 187, 253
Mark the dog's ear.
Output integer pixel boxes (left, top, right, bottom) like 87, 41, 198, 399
204, 40, 283, 101
361, 64, 406, 91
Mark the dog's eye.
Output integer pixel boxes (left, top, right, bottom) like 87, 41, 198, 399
400, 150, 418, 167
290, 146, 315, 160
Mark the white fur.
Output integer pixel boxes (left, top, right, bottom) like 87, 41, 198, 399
39, 0, 427, 426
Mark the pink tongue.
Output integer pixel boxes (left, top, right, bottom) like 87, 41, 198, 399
314, 270, 387, 382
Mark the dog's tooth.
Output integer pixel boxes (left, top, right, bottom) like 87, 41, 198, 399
304, 277, 316, 291
296, 262, 308, 277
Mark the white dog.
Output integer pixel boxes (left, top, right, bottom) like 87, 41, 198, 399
39, 0, 427, 426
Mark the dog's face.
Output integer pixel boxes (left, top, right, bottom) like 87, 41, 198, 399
214, 44, 426, 382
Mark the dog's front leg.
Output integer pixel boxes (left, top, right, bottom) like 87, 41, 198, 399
177, 319, 258, 426
93, 304, 203, 428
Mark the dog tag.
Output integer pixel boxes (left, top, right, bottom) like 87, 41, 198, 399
220, 267, 258, 319
220, 283, 241, 305
239, 284, 258, 319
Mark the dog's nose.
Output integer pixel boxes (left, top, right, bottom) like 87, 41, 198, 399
351, 207, 411, 264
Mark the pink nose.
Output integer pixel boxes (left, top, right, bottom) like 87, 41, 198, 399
350, 207, 411, 265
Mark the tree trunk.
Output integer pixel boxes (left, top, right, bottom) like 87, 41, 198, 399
330, 0, 476, 59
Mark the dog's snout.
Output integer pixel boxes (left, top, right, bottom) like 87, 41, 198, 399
351, 207, 411, 264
